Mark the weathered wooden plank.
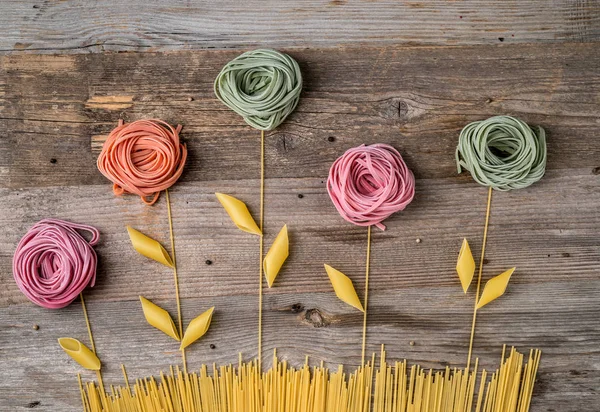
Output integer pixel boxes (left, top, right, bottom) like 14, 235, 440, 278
1, 0, 599, 54
2, 43, 600, 190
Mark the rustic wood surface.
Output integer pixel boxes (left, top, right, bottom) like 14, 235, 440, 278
1, 44, 599, 411
1, 0, 600, 53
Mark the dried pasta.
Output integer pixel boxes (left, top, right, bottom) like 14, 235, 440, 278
127, 226, 174, 268
324, 264, 364, 312
139, 296, 180, 341
263, 225, 289, 288
477, 267, 516, 309
96, 119, 187, 205
214, 49, 302, 131
80, 346, 541, 412
180, 307, 215, 350
58, 338, 101, 371
13, 219, 99, 309
457, 238, 476, 293
215, 193, 262, 236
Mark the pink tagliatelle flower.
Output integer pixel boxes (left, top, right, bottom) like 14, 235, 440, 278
327, 144, 415, 230
13, 219, 99, 309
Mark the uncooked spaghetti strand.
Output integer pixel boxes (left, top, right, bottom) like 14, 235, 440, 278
80, 293, 106, 397
467, 187, 493, 371
166, 188, 187, 374
361, 226, 372, 367
121, 364, 132, 394
258, 129, 265, 368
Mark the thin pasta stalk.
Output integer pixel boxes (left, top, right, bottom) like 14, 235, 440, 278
362, 226, 372, 366
80, 293, 106, 403
166, 189, 187, 374
258, 129, 265, 369
467, 186, 493, 370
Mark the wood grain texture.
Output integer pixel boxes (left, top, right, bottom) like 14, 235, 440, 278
0, 0, 599, 54
0, 45, 599, 411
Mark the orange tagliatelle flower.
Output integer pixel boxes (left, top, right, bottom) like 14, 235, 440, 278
97, 119, 187, 205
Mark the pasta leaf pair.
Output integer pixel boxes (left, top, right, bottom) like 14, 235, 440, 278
216, 193, 289, 288
127, 228, 214, 348
140, 296, 214, 350
457, 238, 516, 309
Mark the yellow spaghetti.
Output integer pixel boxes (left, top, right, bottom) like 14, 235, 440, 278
80, 345, 540, 412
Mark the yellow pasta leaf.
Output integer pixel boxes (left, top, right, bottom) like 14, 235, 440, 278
477, 267, 516, 309
215, 193, 262, 236
324, 264, 364, 312
139, 296, 180, 341
180, 307, 215, 350
263, 225, 289, 288
127, 226, 174, 268
58, 337, 101, 371
456, 238, 476, 293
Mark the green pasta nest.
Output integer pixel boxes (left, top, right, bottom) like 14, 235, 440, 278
456, 115, 547, 191
214, 49, 302, 131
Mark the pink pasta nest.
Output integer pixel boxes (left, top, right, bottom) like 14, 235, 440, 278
327, 144, 415, 230
13, 219, 99, 309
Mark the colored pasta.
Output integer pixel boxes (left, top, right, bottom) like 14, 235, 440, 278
13, 219, 99, 309
327, 144, 415, 230
214, 49, 303, 131
97, 119, 187, 205
455, 116, 547, 191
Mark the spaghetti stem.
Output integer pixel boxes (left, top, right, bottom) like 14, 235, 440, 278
467, 186, 493, 370
80, 293, 106, 402
166, 188, 187, 373
361, 225, 372, 366
258, 130, 265, 368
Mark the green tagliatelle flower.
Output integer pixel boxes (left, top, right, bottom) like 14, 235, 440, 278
214, 49, 302, 131
456, 115, 547, 191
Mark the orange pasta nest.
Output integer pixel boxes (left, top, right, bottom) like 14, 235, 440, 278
97, 119, 187, 205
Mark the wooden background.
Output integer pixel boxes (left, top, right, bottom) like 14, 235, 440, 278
1, 2, 599, 411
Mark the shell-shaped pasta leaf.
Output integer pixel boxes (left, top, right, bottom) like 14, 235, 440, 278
456, 238, 476, 293
477, 267, 516, 309
180, 307, 215, 350
139, 296, 180, 341
58, 337, 101, 371
215, 193, 262, 236
127, 226, 174, 268
263, 225, 289, 288
324, 264, 364, 312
